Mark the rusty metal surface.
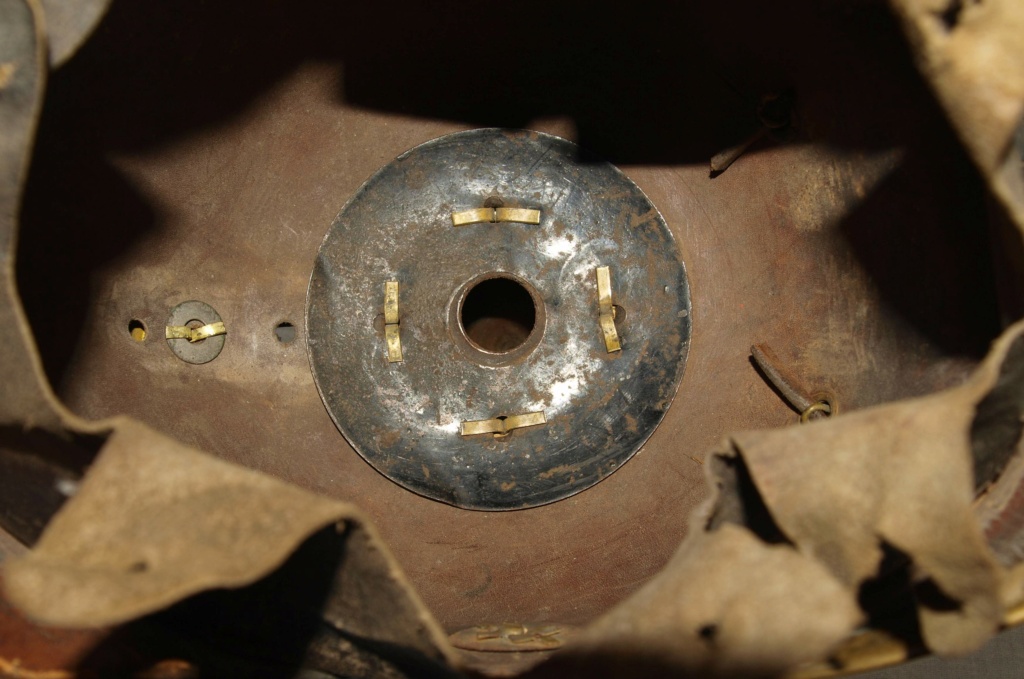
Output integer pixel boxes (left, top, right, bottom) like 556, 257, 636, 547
307, 129, 691, 510
10, 0, 1004, 641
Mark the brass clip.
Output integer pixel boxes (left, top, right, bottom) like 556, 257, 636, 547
800, 401, 833, 423
165, 321, 226, 343
384, 281, 403, 363
451, 207, 541, 227
750, 344, 837, 424
461, 411, 546, 438
596, 266, 621, 353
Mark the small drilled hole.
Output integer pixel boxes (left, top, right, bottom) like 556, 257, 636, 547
128, 560, 149, 573
274, 322, 296, 343
461, 277, 536, 353
128, 319, 147, 342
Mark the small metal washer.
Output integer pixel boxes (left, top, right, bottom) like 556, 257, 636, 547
165, 300, 225, 364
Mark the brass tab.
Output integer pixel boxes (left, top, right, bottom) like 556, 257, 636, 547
451, 207, 542, 227
165, 321, 227, 343
596, 266, 621, 353
800, 401, 833, 423
384, 281, 403, 363
449, 622, 579, 652
384, 281, 400, 325
461, 411, 546, 438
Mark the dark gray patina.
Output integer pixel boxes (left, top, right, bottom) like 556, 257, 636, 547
306, 129, 690, 509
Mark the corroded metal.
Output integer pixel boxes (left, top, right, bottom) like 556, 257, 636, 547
306, 129, 691, 510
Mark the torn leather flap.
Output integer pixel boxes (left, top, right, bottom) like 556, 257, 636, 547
889, 0, 1024, 322
889, 0, 1024, 175
707, 322, 1024, 656
0, 419, 457, 667
0, 0, 103, 439
39, 0, 112, 66
0, 0, 65, 434
540, 525, 861, 678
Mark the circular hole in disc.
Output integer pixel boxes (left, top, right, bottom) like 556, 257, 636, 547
460, 277, 536, 353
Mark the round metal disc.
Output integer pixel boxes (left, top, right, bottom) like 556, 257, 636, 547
306, 129, 691, 510
165, 300, 225, 364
